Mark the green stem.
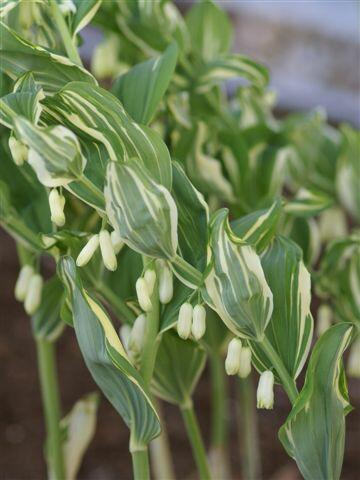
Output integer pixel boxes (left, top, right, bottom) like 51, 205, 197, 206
238, 375, 262, 480
140, 258, 160, 386
36, 339, 65, 480
131, 449, 150, 480
150, 400, 176, 480
260, 337, 298, 404
181, 401, 212, 480
50, 0, 82, 65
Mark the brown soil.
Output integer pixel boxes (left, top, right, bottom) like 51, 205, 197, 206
1, 230, 359, 480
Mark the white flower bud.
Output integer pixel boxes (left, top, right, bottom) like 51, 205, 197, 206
144, 269, 157, 296
158, 261, 173, 304
91, 35, 119, 79
347, 337, 360, 378
177, 302, 193, 339
9, 136, 28, 166
119, 324, 132, 350
110, 230, 124, 254
257, 370, 274, 409
24, 273, 43, 315
76, 234, 99, 267
42, 235, 57, 249
99, 230, 117, 271
238, 347, 252, 379
225, 338, 242, 375
49, 188, 66, 227
316, 304, 332, 337
128, 314, 147, 353
59, 0, 76, 15
191, 304, 206, 340
136, 277, 152, 312
14, 265, 34, 302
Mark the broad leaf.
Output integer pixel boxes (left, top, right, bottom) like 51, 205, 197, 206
69, 0, 102, 38
284, 187, 333, 217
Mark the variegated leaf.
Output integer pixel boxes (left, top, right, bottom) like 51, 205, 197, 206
250, 236, 314, 381
69, 0, 102, 38
43, 82, 172, 188
58, 256, 161, 448
279, 323, 353, 480
0, 21, 95, 93
284, 187, 333, 217
105, 159, 178, 260
281, 215, 321, 267
203, 209, 273, 341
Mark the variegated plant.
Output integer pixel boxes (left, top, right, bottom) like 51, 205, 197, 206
0, 1, 358, 480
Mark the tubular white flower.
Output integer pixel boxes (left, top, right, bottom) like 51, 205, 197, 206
110, 230, 124, 254
177, 302, 193, 339
99, 230, 117, 271
76, 234, 99, 267
347, 337, 360, 378
257, 370, 274, 409
14, 265, 34, 302
24, 273, 43, 315
59, 0, 76, 15
191, 304, 206, 340
8, 136, 28, 166
238, 347, 252, 379
225, 338, 242, 375
316, 304, 332, 337
119, 324, 132, 351
49, 188, 66, 227
136, 277, 153, 312
144, 269, 157, 296
128, 314, 147, 353
158, 260, 173, 304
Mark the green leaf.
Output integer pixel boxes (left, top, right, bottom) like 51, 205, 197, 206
195, 54, 269, 92
58, 256, 161, 448
203, 209, 273, 341
112, 42, 178, 124
14, 117, 86, 187
231, 198, 282, 252
59, 393, 99, 480
185, 0, 232, 61
0, 21, 95, 93
279, 323, 353, 480
284, 187, 333, 217
43, 81, 172, 188
31, 277, 65, 342
251, 236, 314, 381
281, 215, 321, 267
70, 0, 102, 38
105, 159, 178, 260
152, 331, 206, 406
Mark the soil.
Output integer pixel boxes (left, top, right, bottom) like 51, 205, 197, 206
1, 230, 359, 480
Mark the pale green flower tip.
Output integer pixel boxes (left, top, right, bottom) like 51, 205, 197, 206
24, 273, 43, 315
76, 234, 99, 267
8, 136, 28, 166
316, 304, 332, 337
128, 314, 147, 353
99, 230, 117, 271
347, 338, 360, 378
49, 188, 66, 227
177, 302, 193, 339
257, 370, 274, 410
14, 265, 34, 302
144, 269, 157, 296
191, 304, 206, 340
238, 347, 252, 379
136, 277, 153, 312
225, 338, 242, 375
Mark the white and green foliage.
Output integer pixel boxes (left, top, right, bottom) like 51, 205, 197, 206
0, 1, 359, 479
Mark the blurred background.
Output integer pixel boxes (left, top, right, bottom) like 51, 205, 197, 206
1, 1, 359, 479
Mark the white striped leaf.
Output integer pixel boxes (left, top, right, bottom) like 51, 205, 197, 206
14, 117, 86, 187
105, 159, 178, 260
69, 0, 102, 38
279, 323, 353, 480
284, 187, 333, 217
0, 21, 95, 93
43, 82, 172, 188
195, 54, 269, 93
203, 209, 273, 341
250, 236, 314, 381
281, 215, 321, 267
152, 331, 206, 406
58, 256, 161, 448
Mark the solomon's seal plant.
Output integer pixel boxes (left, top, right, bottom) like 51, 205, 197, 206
0, 1, 359, 479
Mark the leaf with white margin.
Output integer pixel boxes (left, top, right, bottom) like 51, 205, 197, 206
279, 323, 353, 480
203, 209, 273, 341
14, 117, 86, 187
105, 159, 178, 260
250, 236, 314, 381
58, 256, 161, 449
284, 187, 333, 217
0, 21, 95, 93
69, 0, 102, 38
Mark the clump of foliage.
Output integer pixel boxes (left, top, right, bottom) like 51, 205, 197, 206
0, 1, 359, 479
